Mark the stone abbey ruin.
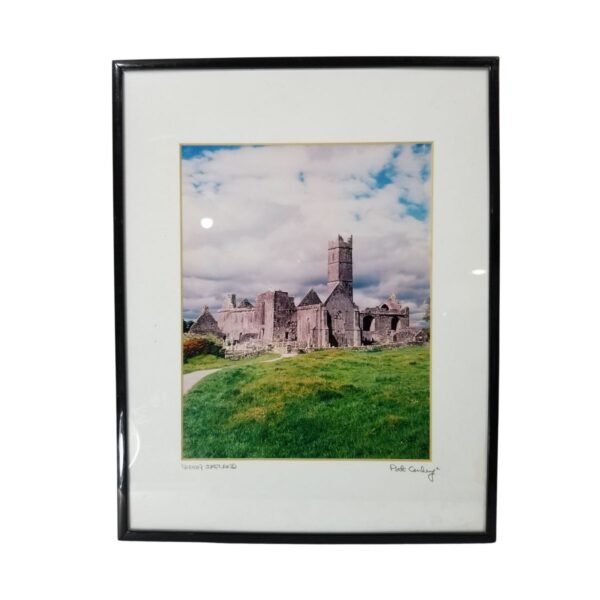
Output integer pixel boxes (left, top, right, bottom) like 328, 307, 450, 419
190, 235, 427, 352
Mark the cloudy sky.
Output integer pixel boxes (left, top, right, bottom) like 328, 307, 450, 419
182, 143, 431, 326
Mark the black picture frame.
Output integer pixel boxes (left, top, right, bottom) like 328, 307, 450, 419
113, 56, 499, 543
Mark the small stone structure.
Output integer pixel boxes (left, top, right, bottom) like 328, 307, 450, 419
189, 305, 225, 338
189, 235, 427, 350
360, 294, 410, 345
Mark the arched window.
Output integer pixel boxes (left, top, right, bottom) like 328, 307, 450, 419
327, 312, 338, 347
391, 316, 399, 330
363, 315, 375, 331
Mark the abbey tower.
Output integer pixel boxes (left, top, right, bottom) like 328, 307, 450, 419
327, 235, 353, 298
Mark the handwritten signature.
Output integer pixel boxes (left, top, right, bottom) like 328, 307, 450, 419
389, 464, 439, 482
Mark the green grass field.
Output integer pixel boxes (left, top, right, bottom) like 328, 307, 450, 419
183, 346, 430, 459
183, 352, 279, 374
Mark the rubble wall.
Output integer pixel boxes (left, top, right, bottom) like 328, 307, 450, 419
217, 307, 259, 343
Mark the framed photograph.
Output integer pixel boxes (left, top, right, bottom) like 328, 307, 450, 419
114, 57, 499, 543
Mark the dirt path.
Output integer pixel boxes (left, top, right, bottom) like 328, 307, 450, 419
183, 353, 297, 394
182, 368, 222, 393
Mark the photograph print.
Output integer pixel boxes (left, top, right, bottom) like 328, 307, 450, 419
181, 143, 431, 459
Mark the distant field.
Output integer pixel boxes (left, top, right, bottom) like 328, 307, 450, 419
183, 352, 279, 374
183, 346, 430, 459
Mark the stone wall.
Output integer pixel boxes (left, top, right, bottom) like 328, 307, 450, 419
296, 304, 329, 349
255, 290, 297, 342
218, 290, 298, 345
217, 307, 259, 343
360, 306, 410, 344
271, 291, 297, 342
393, 327, 428, 345
323, 284, 361, 347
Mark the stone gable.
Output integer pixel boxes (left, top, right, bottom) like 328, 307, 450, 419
298, 288, 322, 307
189, 306, 224, 338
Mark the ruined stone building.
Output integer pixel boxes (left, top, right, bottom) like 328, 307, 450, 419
190, 235, 427, 349
188, 305, 224, 338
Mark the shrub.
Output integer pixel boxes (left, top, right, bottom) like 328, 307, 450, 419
183, 334, 224, 361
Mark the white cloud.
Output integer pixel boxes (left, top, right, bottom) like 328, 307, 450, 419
182, 143, 431, 326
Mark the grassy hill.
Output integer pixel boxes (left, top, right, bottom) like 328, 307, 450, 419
183, 352, 279, 374
183, 346, 429, 459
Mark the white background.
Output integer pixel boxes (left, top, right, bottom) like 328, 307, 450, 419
1, 1, 598, 599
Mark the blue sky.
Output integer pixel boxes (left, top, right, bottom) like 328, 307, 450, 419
182, 143, 431, 324
182, 145, 246, 160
